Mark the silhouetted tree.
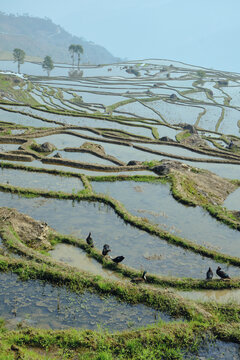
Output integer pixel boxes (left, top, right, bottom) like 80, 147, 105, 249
13, 48, 25, 73
68, 44, 76, 66
75, 44, 84, 69
42, 55, 54, 76
68, 44, 84, 67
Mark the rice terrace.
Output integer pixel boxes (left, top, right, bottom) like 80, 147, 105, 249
0, 58, 240, 359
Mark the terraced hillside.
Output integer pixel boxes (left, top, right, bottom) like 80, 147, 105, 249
0, 59, 240, 359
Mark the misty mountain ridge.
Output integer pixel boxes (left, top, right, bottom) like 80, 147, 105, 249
0, 12, 120, 64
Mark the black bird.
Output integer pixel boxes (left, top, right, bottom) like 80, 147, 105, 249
216, 266, 230, 279
102, 244, 111, 256
206, 267, 213, 280
86, 232, 94, 247
110, 255, 125, 264
131, 271, 147, 284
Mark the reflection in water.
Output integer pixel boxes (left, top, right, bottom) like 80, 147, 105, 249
0, 191, 239, 279
0, 108, 58, 128
223, 187, 240, 211
0, 159, 156, 176
49, 150, 115, 165
0, 272, 170, 331
49, 243, 121, 281
179, 288, 240, 304
92, 181, 240, 257
0, 168, 84, 193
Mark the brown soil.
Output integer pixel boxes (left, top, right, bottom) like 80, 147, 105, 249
171, 162, 237, 205
0, 207, 53, 250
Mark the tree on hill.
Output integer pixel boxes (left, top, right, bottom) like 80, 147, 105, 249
42, 55, 54, 76
68, 44, 84, 67
75, 44, 84, 69
68, 44, 76, 66
13, 48, 25, 73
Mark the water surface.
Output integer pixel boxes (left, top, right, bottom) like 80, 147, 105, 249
0, 167, 83, 192
0, 272, 168, 331
0, 191, 239, 279
92, 181, 240, 257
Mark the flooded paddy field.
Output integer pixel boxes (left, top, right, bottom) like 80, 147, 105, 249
0, 272, 168, 331
183, 339, 240, 360
1, 59, 240, 357
0, 191, 239, 279
0, 167, 84, 192
92, 181, 240, 257
179, 287, 240, 305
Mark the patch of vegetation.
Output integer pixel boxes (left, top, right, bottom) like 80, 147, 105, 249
151, 127, 159, 139
1, 181, 240, 271
176, 131, 191, 142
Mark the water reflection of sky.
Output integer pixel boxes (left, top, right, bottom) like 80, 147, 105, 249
179, 287, 240, 305
92, 181, 240, 258
0, 272, 169, 331
0, 167, 84, 192
0, 191, 239, 279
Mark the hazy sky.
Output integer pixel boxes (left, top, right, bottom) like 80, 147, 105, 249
1, 0, 240, 71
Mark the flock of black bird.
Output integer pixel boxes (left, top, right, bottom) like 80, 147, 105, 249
86, 232, 148, 282
206, 266, 231, 280
86, 232, 125, 264
87, 233, 231, 283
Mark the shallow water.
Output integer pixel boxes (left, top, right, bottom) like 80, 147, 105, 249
198, 105, 222, 132
223, 187, 240, 210
183, 339, 240, 359
138, 143, 219, 159
11, 129, 26, 135
0, 159, 156, 176
179, 288, 240, 305
0, 191, 239, 279
0, 272, 169, 331
34, 133, 166, 163
92, 181, 240, 257
50, 243, 121, 281
49, 150, 117, 165
0, 143, 20, 152
182, 161, 240, 180
218, 107, 240, 135
118, 101, 160, 120
0, 167, 84, 192
0, 108, 59, 128
144, 100, 201, 126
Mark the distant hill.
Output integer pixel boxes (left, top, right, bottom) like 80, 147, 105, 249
0, 12, 121, 64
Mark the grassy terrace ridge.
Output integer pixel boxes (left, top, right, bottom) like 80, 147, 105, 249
0, 159, 239, 230
0, 100, 158, 124
0, 161, 160, 182
1, 181, 240, 275
169, 172, 240, 230
0, 252, 208, 321
1, 320, 236, 360
1, 217, 240, 357
1, 103, 240, 163
2, 221, 240, 291
1, 67, 240, 359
